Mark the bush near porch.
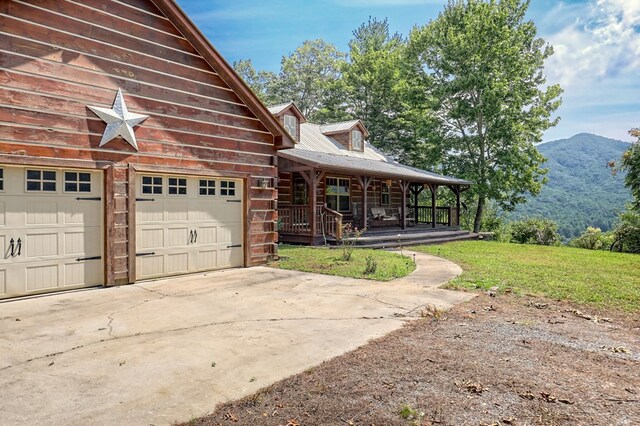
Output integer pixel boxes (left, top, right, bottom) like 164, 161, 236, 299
273, 245, 415, 281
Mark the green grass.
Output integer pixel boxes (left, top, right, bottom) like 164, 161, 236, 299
273, 245, 415, 281
415, 241, 640, 312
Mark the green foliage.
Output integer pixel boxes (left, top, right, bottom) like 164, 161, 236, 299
339, 222, 362, 261
364, 255, 378, 275
274, 245, 415, 281
269, 39, 347, 120
232, 59, 277, 104
416, 241, 640, 312
407, 0, 562, 232
612, 207, 640, 253
621, 128, 640, 209
512, 133, 632, 239
568, 227, 614, 251
509, 217, 561, 246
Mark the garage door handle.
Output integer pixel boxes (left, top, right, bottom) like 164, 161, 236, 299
76, 255, 101, 262
227, 244, 242, 248
9, 238, 15, 257
226, 199, 241, 203
136, 198, 155, 202
189, 230, 193, 244
136, 252, 156, 257
75, 197, 101, 201
193, 230, 197, 243
16, 238, 21, 256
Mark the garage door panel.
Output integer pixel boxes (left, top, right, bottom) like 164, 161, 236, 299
63, 201, 102, 226
140, 228, 164, 250
0, 165, 104, 299
26, 264, 59, 291
25, 233, 59, 258
167, 253, 189, 274
167, 227, 190, 247
136, 174, 244, 280
26, 200, 58, 225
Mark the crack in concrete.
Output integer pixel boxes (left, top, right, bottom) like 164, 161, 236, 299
0, 315, 408, 372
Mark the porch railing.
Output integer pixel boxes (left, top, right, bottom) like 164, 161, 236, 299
320, 205, 343, 240
278, 204, 343, 239
414, 206, 459, 226
279, 205, 311, 234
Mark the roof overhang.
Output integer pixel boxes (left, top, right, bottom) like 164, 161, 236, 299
152, 0, 295, 150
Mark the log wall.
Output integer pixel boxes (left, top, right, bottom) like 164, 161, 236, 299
0, 0, 280, 284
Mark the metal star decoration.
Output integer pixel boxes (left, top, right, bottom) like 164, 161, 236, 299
88, 88, 148, 151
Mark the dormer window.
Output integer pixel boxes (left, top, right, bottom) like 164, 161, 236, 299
284, 114, 298, 141
352, 130, 362, 150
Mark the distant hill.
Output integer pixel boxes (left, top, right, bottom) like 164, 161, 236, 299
511, 133, 632, 239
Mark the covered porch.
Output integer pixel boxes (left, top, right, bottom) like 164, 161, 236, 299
276, 153, 470, 245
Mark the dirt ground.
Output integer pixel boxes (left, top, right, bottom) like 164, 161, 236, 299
184, 293, 640, 426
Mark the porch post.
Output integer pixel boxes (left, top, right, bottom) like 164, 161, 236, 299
399, 180, 411, 229
300, 169, 325, 243
429, 184, 438, 229
357, 176, 372, 230
410, 184, 424, 223
455, 185, 461, 227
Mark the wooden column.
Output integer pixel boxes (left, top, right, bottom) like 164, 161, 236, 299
357, 176, 372, 230
299, 169, 324, 241
448, 184, 462, 227
399, 180, 411, 229
429, 184, 438, 228
410, 184, 425, 223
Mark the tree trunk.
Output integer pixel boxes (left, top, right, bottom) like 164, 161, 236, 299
473, 196, 485, 233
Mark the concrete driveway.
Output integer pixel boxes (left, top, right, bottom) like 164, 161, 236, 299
0, 251, 473, 425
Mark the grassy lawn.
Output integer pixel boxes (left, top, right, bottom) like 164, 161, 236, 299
273, 245, 415, 281
415, 241, 640, 312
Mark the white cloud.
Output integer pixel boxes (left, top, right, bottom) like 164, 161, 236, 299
545, 0, 640, 88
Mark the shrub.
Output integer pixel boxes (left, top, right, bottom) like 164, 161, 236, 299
568, 227, 614, 250
612, 208, 640, 253
363, 255, 377, 275
509, 217, 561, 246
339, 223, 362, 261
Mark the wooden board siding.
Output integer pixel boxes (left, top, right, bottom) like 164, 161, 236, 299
1, 0, 281, 283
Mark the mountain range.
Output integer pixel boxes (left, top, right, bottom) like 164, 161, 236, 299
511, 133, 632, 239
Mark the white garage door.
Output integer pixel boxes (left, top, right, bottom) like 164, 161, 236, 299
135, 174, 244, 280
0, 165, 104, 299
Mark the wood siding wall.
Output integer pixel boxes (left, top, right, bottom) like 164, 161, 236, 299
1, 0, 279, 284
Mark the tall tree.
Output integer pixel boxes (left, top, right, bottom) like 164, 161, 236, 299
232, 59, 277, 104
270, 40, 347, 120
622, 128, 640, 209
343, 18, 404, 152
408, 0, 562, 232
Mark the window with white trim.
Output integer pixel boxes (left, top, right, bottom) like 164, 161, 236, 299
220, 180, 236, 196
0, 168, 3, 191
142, 176, 162, 194
381, 181, 390, 205
352, 130, 362, 150
26, 169, 56, 192
168, 177, 187, 195
64, 171, 91, 193
284, 114, 298, 140
199, 179, 216, 196
326, 177, 350, 212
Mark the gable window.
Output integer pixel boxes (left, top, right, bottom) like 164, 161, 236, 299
284, 114, 298, 140
64, 171, 91, 193
26, 169, 56, 192
352, 130, 362, 150
326, 177, 350, 212
292, 175, 308, 205
381, 180, 390, 205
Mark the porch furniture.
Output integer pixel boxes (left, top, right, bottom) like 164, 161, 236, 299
369, 207, 400, 227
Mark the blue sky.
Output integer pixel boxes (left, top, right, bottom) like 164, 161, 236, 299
176, 0, 640, 143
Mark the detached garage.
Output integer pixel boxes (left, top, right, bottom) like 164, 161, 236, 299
0, 0, 294, 299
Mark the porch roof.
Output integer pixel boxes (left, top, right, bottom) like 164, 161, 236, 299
278, 149, 471, 186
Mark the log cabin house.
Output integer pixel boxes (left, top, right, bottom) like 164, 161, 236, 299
0, 0, 295, 299
269, 102, 472, 246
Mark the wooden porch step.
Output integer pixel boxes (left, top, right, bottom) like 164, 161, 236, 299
341, 231, 478, 249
